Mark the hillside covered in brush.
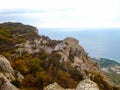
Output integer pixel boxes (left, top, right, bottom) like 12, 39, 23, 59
0, 22, 119, 90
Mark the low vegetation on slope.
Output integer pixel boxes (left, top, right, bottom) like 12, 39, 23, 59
0, 22, 120, 90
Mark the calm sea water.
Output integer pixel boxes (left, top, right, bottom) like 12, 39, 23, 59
39, 28, 120, 63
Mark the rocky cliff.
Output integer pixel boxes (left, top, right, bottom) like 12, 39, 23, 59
0, 22, 119, 90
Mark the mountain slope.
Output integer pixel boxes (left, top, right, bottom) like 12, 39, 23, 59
0, 22, 119, 90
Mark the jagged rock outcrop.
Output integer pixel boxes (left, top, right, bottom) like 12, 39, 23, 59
76, 79, 99, 90
64, 37, 79, 45
54, 37, 116, 90
0, 55, 21, 90
43, 82, 65, 90
15, 71, 24, 82
55, 37, 88, 63
0, 73, 18, 90
0, 55, 14, 74
0, 55, 15, 81
54, 37, 96, 74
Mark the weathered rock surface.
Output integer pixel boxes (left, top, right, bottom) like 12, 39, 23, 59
43, 79, 99, 90
0, 73, 18, 90
43, 82, 65, 90
0, 55, 19, 90
15, 71, 24, 82
0, 81, 18, 90
53, 37, 116, 89
0, 55, 14, 74
76, 79, 99, 90
64, 37, 79, 45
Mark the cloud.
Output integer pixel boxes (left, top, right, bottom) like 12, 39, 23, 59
0, 0, 120, 28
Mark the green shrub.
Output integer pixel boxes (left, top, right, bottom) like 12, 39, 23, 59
11, 79, 21, 88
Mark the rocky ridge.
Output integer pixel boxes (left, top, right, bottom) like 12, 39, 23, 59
0, 22, 119, 90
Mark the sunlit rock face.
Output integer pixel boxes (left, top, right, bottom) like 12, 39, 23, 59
43, 82, 65, 90
0, 73, 18, 90
0, 55, 14, 74
0, 55, 20, 90
76, 79, 99, 90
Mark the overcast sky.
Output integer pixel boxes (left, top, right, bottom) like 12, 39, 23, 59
0, 0, 120, 29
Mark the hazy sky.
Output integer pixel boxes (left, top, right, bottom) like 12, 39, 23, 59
0, 0, 120, 29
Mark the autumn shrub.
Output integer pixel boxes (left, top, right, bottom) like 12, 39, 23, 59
22, 74, 37, 87
56, 69, 77, 88
13, 59, 28, 75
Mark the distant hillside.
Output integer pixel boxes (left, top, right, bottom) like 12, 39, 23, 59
92, 57, 120, 86
92, 58, 120, 68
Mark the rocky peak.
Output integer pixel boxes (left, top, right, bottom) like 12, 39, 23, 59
64, 37, 79, 45
55, 37, 88, 64
53, 37, 118, 89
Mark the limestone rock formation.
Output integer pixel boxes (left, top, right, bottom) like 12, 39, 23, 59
0, 55, 19, 90
43, 82, 65, 90
0, 73, 18, 90
0, 55, 14, 74
15, 71, 24, 82
76, 79, 99, 90
64, 37, 79, 45
54, 37, 116, 89
43, 79, 100, 90
0, 82, 18, 90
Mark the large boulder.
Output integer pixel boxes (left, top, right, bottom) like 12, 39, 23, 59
0, 55, 19, 90
0, 73, 18, 90
0, 55, 14, 74
0, 81, 18, 90
76, 79, 99, 90
43, 82, 64, 90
